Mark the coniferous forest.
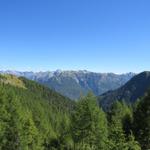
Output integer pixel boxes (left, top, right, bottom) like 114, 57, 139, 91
1, 0, 150, 149
0, 74, 150, 150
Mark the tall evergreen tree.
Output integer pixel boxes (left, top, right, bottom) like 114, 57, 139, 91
0, 89, 10, 149
0, 88, 43, 150
0, 91, 22, 150
20, 111, 43, 150
108, 101, 140, 150
133, 91, 150, 149
71, 92, 108, 150
0, 74, 145, 150
127, 133, 141, 150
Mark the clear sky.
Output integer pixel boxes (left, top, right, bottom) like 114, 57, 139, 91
0, 0, 150, 73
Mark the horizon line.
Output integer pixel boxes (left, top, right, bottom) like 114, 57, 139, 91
0, 69, 143, 75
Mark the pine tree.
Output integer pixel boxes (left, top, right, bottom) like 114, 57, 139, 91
0, 92, 22, 150
20, 111, 43, 150
126, 133, 141, 150
108, 101, 140, 150
108, 118, 128, 150
0, 89, 10, 149
0, 87, 43, 150
71, 92, 108, 150
133, 91, 150, 149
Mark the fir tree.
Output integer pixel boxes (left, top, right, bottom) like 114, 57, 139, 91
133, 91, 150, 149
71, 92, 108, 150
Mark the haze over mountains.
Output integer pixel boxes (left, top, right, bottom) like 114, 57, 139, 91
0, 70, 135, 99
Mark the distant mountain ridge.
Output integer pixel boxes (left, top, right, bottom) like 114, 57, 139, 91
98, 71, 150, 110
0, 70, 135, 99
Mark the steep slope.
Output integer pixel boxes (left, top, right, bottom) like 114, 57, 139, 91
98, 71, 150, 110
0, 74, 75, 149
0, 70, 135, 99
0, 74, 74, 131
0, 74, 74, 111
0, 74, 143, 149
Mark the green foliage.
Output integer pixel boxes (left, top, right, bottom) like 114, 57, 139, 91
0, 87, 43, 150
20, 112, 43, 150
0, 75, 74, 150
0, 91, 21, 150
108, 101, 133, 136
71, 92, 108, 150
99, 71, 150, 110
0, 74, 146, 150
108, 101, 140, 150
133, 91, 150, 150
127, 133, 141, 150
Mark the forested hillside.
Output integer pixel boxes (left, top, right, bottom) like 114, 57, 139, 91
98, 71, 150, 110
0, 70, 135, 99
0, 74, 75, 149
1, 74, 150, 149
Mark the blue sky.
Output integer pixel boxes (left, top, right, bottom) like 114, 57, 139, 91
0, 0, 150, 73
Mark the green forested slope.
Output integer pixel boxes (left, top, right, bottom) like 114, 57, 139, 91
1, 74, 150, 150
98, 71, 150, 110
0, 74, 75, 149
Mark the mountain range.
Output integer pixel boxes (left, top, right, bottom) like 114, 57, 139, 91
1, 70, 150, 149
98, 71, 150, 110
0, 70, 135, 99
